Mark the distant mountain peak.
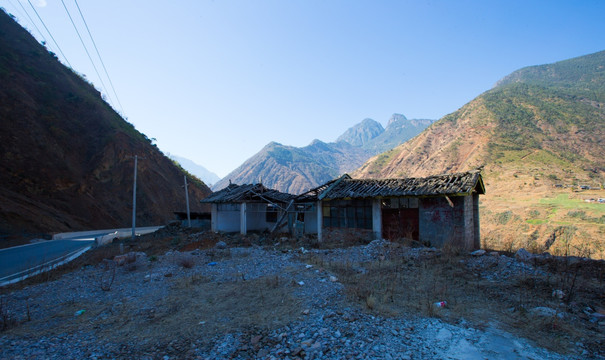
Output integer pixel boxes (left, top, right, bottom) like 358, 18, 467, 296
386, 113, 408, 128
336, 118, 384, 147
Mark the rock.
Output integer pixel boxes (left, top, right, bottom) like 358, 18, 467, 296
489, 251, 499, 256
515, 248, 533, 262
470, 249, 486, 256
530, 306, 557, 317
551, 289, 564, 299
302, 309, 310, 315
329, 276, 338, 282
215, 241, 227, 250
250, 335, 262, 345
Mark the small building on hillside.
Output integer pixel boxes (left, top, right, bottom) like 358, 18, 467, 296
201, 183, 294, 235
173, 211, 211, 228
296, 170, 485, 250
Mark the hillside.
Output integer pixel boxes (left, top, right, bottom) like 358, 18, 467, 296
213, 114, 432, 194
0, 11, 212, 240
355, 50, 605, 257
213, 140, 369, 194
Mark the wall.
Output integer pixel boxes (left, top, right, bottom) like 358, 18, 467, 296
419, 196, 477, 249
216, 203, 241, 232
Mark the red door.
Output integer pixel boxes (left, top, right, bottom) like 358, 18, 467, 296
381, 208, 419, 241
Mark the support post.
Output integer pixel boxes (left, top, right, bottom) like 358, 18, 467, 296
184, 175, 191, 227
131, 155, 137, 240
316, 200, 322, 242
211, 203, 218, 232
372, 199, 382, 240
240, 202, 247, 235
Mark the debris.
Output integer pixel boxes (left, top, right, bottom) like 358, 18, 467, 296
74, 309, 85, 316
515, 248, 533, 262
298, 281, 305, 286
208, 262, 217, 266
552, 289, 565, 299
433, 301, 447, 308
329, 276, 338, 282
305, 264, 313, 269
471, 249, 486, 256
215, 241, 227, 250
530, 307, 557, 317
302, 309, 310, 315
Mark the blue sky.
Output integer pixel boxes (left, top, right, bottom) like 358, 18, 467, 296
2, 1, 605, 177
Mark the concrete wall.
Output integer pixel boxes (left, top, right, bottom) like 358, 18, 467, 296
214, 202, 287, 233
215, 203, 241, 232
419, 196, 477, 250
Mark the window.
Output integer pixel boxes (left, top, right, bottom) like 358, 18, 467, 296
322, 199, 372, 229
266, 204, 278, 223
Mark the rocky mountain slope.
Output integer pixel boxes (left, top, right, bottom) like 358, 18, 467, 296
0, 11, 212, 239
214, 114, 432, 194
354, 50, 605, 257
213, 140, 369, 194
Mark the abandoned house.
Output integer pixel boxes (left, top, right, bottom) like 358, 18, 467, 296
201, 170, 485, 250
295, 170, 485, 250
201, 183, 294, 234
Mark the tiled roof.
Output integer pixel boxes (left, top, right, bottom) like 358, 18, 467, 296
297, 170, 484, 201
201, 183, 294, 203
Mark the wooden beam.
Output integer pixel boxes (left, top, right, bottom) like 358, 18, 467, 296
444, 195, 454, 208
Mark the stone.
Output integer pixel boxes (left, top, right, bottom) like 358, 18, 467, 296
470, 249, 486, 256
215, 241, 227, 249
329, 276, 338, 282
530, 306, 557, 317
515, 248, 533, 262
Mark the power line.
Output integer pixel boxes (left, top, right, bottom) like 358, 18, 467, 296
9, 0, 48, 45
73, 0, 124, 115
60, 0, 114, 108
26, 0, 72, 69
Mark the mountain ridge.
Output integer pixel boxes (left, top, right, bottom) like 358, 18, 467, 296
212, 114, 433, 194
0, 10, 211, 238
353, 50, 605, 257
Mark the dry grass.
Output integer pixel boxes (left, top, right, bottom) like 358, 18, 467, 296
304, 250, 605, 355
7, 274, 302, 355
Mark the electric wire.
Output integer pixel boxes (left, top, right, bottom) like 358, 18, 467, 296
9, 0, 48, 46
73, 0, 124, 115
26, 0, 72, 69
60, 0, 114, 107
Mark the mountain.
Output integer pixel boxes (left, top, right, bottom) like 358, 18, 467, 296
213, 114, 433, 194
362, 114, 434, 155
212, 140, 369, 194
168, 154, 220, 186
336, 118, 384, 147
0, 11, 212, 239
354, 50, 605, 257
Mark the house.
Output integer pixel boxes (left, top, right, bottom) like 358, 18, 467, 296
295, 170, 485, 250
173, 211, 211, 228
201, 183, 294, 235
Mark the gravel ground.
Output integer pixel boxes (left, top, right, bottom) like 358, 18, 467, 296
0, 240, 591, 359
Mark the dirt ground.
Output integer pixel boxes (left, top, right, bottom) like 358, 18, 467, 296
1, 225, 604, 358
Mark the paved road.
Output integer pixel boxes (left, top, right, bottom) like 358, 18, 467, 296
0, 227, 162, 286
0, 237, 96, 285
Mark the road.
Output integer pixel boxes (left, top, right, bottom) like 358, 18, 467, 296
0, 227, 162, 286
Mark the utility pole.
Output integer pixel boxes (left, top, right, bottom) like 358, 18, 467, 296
131, 155, 138, 240
184, 175, 191, 227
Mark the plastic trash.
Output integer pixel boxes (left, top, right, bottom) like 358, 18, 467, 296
434, 301, 447, 308
208, 262, 217, 266
74, 309, 85, 316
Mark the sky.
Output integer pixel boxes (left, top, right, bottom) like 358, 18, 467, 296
2, 1, 605, 178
